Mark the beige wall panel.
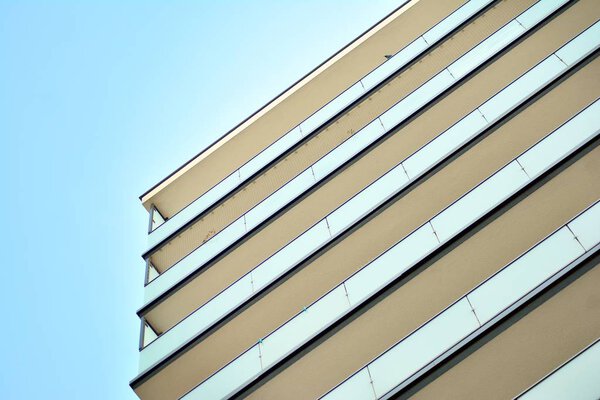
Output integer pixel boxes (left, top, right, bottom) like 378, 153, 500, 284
411, 262, 600, 400
146, 4, 600, 333
245, 146, 600, 400
135, 67, 600, 400
145, 0, 464, 216
149, 0, 535, 271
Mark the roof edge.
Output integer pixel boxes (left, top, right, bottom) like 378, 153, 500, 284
139, 0, 415, 202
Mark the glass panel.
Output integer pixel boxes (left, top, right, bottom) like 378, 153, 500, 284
517, 100, 600, 178
301, 83, 366, 136
187, 215, 247, 264
448, 20, 525, 80
239, 126, 303, 181
555, 20, 600, 66
150, 207, 165, 232
146, 171, 242, 249
327, 165, 409, 236
519, 340, 600, 400
344, 224, 438, 306
140, 274, 254, 371
479, 55, 566, 122
567, 202, 600, 252
144, 216, 247, 303
200, 171, 242, 208
146, 262, 159, 282
515, 0, 567, 29
212, 215, 248, 247
423, 0, 492, 45
324, 368, 376, 400
379, 69, 455, 131
368, 298, 479, 398
245, 168, 316, 229
260, 285, 350, 366
431, 161, 529, 243
403, 111, 487, 179
251, 219, 331, 289
142, 323, 158, 348
325, 200, 600, 399
360, 37, 429, 90
467, 227, 584, 325
182, 345, 262, 400
187, 273, 254, 330
312, 119, 385, 181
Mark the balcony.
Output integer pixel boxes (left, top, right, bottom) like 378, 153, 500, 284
181, 98, 600, 399
141, 0, 560, 310
143, 0, 495, 254
138, 22, 598, 374
322, 202, 599, 399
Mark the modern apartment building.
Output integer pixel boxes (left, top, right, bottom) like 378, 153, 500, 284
130, 0, 600, 398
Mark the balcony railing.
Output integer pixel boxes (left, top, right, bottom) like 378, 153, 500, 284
321, 202, 600, 400
179, 88, 600, 400
142, 0, 569, 308
144, 0, 495, 252
515, 338, 600, 399
137, 14, 598, 374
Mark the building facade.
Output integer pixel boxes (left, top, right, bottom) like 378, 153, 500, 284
131, 0, 600, 398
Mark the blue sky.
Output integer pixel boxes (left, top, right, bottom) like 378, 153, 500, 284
0, 1, 398, 399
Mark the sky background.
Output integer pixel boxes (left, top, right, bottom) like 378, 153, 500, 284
0, 1, 400, 399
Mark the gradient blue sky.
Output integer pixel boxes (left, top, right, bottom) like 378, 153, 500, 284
0, 1, 398, 399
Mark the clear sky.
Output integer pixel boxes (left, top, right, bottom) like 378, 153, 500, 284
0, 1, 398, 399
